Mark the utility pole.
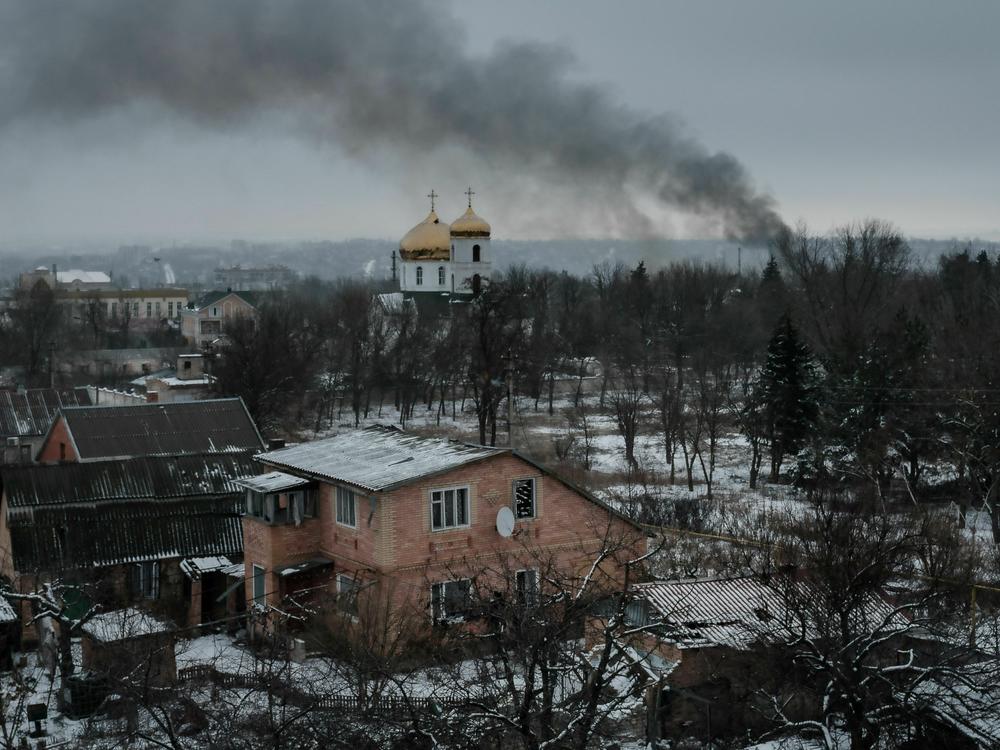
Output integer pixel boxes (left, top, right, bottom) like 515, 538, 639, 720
504, 347, 516, 449
48, 340, 55, 389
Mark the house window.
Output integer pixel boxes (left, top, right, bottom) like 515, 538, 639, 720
431, 579, 472, 623
168, 301, 174, 318
252, 564, 266, 603
472, 244, 481, 262
132, 302, 139, 316
246, 490, 265, 518
19, 445, 30, 463
155, 301, 161, 317
336, 487, 357, 527
416, 266, 423, 286
438, 266, 445, 285
133, 561, 160, 600
288, 490, 315, 524
516, 569, 539, 608
183, 360, 192, 370
59, 442, 66, 461
431, 487, 469, 531
338, 574, 360, 616
110, 302, 117, 318
513, 478, 536, 519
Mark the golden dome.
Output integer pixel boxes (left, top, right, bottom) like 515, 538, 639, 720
399, 210, 452, 261
450, 206, 491, 238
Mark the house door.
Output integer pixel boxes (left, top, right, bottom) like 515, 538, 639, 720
200, 572, 227, 624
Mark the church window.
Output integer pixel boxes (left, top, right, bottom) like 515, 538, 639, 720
473, 244, 481, 262
416, 266, 424, 286
438, 266, 445, 285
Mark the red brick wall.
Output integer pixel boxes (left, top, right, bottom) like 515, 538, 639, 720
242, 453, 645, 617
36, 417, 77, 463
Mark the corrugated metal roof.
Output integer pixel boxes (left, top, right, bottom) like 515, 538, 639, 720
0, 596, 16, 623
637, 577, 794, 650
3, 453, 258, 508
233, 471, 311, 493
8, 497, 243, 571
0, 388, 92, 438
57, 397, 264, 460
637, 576, 898, 651
256, 425, 504, 492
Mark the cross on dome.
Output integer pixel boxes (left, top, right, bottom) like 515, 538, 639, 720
465, 186, 475, 208
426, 189, 438, 211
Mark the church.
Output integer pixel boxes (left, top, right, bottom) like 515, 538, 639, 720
396, 188, 492, 302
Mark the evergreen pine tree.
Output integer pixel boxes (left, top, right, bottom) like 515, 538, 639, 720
761, 313, 819, 481
761, 255, 781, 284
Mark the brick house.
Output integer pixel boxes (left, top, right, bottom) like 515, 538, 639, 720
237, 426, 646, 633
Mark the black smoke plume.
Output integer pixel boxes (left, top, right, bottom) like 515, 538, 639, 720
0, 0, 785, 241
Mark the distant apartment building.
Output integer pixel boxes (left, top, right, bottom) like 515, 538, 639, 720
181, 290, 260, 349
60, 288, 189, 328
17, 264, 187, 328
19, 265, 114, 292
213, 265, 297, 291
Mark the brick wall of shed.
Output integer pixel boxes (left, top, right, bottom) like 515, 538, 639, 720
36, 417, 77, 463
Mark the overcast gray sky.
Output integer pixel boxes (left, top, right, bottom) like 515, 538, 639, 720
0, 0, 997, 245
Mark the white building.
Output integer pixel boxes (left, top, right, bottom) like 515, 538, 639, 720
397, 189, 492, 298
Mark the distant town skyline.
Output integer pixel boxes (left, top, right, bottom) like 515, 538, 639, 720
0, 0, 997, 245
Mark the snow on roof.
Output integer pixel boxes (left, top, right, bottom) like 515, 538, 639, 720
0, 595, 17, 623
234, 471, 312, 494
256, 425, 504, 492
180, 556, 235, 579
220, 562, 245, 578
82, 608, 172, 642
909, 672, 1000, 746
150, 375, 215, 387
637, 576, 794, 650
57, 270, 110, 284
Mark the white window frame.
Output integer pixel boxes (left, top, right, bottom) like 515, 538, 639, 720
431, 578, 473, 623
416, 266, 423, 286
438, 266, 446, 285
252, 564, 266, 603
336, 486, 357, 528
513, 477, 537, 519
430, 486, 470, 531
515, 569, 539, 608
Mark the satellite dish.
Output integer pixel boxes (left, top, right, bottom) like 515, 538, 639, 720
496, 507, 515, 538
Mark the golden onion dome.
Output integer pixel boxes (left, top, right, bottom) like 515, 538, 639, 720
450, 206, 491, 238
399, 210, 452, 261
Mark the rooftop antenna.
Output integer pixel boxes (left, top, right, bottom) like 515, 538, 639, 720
465, 186, 475, 208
